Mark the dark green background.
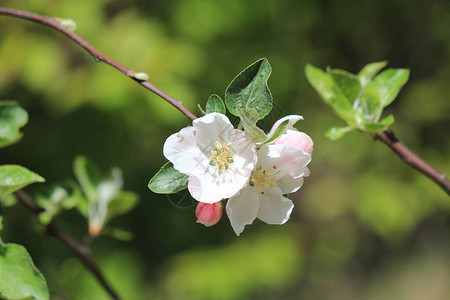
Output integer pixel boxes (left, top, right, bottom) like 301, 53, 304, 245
1, 0, 449, 299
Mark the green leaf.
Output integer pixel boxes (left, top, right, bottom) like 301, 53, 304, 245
225, 58, 273, 119
380, 114, 395, 126
358, 61, 387, 87
0, 101, 28, 148
149, 162, 189, 194
365, 69, 409, 108
356, 91, 381, 124
329, 70, 361, 102
325, 126, 354, 140
0, 241, 49, 300
0, 165, 45, 198
107, 191, 139, 218
305, 64, 336, 103
260, 119, 289, 145
36, 182, 83, 224
73, 156, 103, 203
236, 106, 267, 142
362, 123, 389, 133
205, 94, 226, 114
329, 96, 356, 123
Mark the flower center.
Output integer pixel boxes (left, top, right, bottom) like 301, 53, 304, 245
249, 167, 279, 195
210, 141, 234, 172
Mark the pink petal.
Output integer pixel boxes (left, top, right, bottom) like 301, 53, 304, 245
195, 201, 223, 227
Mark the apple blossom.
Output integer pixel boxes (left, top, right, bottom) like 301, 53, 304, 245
163, 113, 257, 204
226, 143, 311, 236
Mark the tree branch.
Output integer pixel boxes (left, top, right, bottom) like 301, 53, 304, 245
14, 190, 122, 300
0, 7, 197, 121
374, 131, 450, 196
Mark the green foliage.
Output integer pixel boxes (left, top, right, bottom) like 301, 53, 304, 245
73, 156, 137, 235
225, 58, 273, 120
0, 240, 49, 300
148, 162, 189, 194
0, 165, 45, 198
236, 106, 267, 142
36, 182, 83, 225
0, 101, 28, 148
305, 62, 409, 139
205, 94, 226, 114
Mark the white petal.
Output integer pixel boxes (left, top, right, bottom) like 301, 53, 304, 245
188, 167, 251, 204
277, 174, 304, 194
258, 144, 311, 179
268, 115, 304, 136
229, 129, 257, 176
226, 186, 260, 236
163, 127, 208, 176
193, 113, 235, 151
257, 187, 294, 225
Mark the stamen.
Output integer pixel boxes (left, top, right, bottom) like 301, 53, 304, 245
210, 141, 235, 172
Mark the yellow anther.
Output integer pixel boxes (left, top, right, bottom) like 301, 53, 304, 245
210, 141, 234, 172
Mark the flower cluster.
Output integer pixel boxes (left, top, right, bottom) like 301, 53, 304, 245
163, 112, 312, 235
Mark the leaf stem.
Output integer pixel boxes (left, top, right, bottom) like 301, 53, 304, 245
0, 7, 197, 121
14, 190, 122, 300
374, 131, 450, 196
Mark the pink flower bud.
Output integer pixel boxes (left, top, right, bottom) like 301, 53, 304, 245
196, 201, 223, 227
274, 130, 314, 155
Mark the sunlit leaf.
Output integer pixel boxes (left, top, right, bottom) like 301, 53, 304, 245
73, 156, 103, 203
365, 69, 409, 108
305, 64, 336, 103
149, 162, 189, 194
260, 119, 289, 146
0, 101, 28, 148
0, 240, 49, 300
358, 61, 387, 87
205, 94, 226, 114
329, 96, 355, 123
325, 126, 354, 140
225, 58, 273, 119
236, 106, 267, 142
329, 70, 361, 102
0, 165, 45, 198
379, 114, 395, 126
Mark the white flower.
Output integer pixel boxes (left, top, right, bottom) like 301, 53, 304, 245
163, 113, 257, 204
226, 116, 312, 236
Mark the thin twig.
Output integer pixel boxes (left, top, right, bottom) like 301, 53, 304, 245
14, 190, 122, 300
374, 130, 450, 196
0, 7, 197, 121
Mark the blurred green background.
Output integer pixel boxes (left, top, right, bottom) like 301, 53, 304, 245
1, 0, 449, 299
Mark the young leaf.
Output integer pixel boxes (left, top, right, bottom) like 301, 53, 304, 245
0, 165, 45, 198
103, 227, 134, 241
329, 96, 356, 124
329, 70, 361, 102
0, 241, 49, 300
260, 119, 289, 145
0, 101, 28, 148
236, 106, 267, 142
358, 61, 387, 87
362, 123, 389, 133
380, 114, 395, 126
36, 182, 83, 224
73, 156, 104, 203
225, 58, 273, 119
365, 69, 409, 108
107, 191, 139, 218
305, 64, 336, 102
205, 94, 226, 114
325, 126, 354, 140
149, 162, 189, 194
